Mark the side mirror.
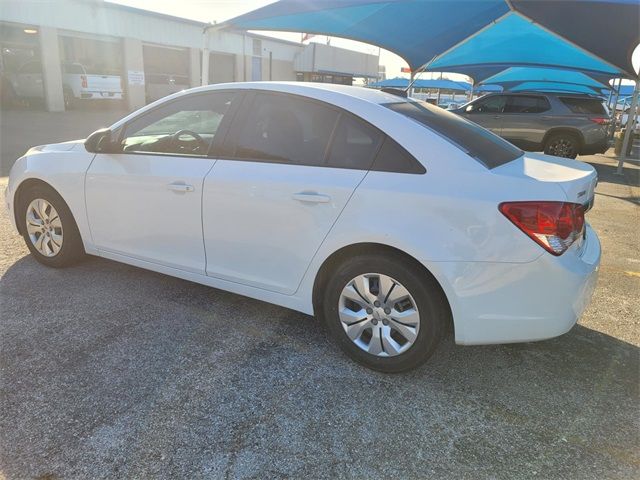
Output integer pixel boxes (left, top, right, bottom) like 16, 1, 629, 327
84, 128, 119, 153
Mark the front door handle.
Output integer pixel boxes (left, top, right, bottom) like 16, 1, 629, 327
167, 182, 195, 193
292, 192, 331, 204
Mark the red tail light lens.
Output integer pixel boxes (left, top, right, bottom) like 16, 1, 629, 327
81, 75, 87, 88
589, 117, 609, 125
499, 201, 585, 256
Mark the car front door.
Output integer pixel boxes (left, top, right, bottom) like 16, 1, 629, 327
85, 90, 238, 274
202, 91, 383, 294
500, 94, 551, 147
461, 94, 507, 135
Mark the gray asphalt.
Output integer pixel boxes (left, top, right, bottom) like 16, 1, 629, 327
0, 110, 639, 479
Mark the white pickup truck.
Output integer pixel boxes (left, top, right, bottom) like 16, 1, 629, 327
9, 61, 123, 108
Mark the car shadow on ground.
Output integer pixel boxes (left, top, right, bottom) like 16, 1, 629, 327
584, 156, 640, 188
1, 254, 638, 479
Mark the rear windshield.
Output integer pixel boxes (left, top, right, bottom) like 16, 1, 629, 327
384, 101, 522, 169
560, 97, 606, 115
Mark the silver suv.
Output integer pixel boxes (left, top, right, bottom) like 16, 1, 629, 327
452, 92, 610, 158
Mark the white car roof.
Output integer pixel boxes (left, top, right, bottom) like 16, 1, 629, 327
195, 81, 410, 106
111, 81, 411, 130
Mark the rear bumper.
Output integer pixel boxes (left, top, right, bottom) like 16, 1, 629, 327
79, 91, 123, 100
429, 224, 600, 345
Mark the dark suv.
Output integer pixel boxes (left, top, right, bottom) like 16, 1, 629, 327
452, 92, 610, 158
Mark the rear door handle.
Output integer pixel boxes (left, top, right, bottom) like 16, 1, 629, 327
167, 182, 195, 193
292, 192, 331, 203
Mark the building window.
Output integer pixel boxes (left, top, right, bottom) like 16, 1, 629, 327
252, 39, 262, 57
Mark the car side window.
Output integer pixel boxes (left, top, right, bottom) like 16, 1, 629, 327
119, 91, 236, 156
468, 95, 507, 114
371, 136, 426, 174
325, 114, 383, 170
504, 95, 550, 114
233, 92, 339, 166
63, 64, 84, 75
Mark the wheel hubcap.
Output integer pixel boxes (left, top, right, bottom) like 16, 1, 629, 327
338, 273, 421, 357
26, 199, 63, 257
549, 139, 575, 158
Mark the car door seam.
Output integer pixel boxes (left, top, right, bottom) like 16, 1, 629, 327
291, 169, 372, 296
83, 153, 98, 246
201, 160, 218, 274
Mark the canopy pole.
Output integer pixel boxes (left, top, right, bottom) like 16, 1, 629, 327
201, 26, 211, 86
616, 81, 638, 175
609, 77, 622, 139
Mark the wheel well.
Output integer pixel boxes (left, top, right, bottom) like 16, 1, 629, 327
312, 242, 454, 333
13, 178, 61, 236
543, 128, 584, 148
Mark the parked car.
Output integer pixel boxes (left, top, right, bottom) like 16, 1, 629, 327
8, 61, 123, 108
5, 83, 600, 372
452, 92, 610, 158
618, 107, 640, 132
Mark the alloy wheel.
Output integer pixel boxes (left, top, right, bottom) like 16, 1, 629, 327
338, 273, 421, 357
548, 138, 576, 158
26, 198, 63, 257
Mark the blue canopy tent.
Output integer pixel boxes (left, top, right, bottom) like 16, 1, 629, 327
509, 82, 605, 96
479, 67, 610, 91
220, 0, 639, 78
369, 77, 471, 91
470, 67, 611, 96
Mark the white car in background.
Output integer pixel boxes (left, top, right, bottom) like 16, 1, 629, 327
9, 61, 123, 108
4, 82, 600, 372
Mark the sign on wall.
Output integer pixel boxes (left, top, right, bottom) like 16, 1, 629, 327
127, 70, 145, 86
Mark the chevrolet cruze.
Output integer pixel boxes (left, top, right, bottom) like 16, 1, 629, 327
5, 82, 601, 372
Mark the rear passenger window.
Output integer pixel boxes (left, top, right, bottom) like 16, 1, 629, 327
326, 114, 382, 170
234, 93, 339, 166
504, 95, 550, 113
371, 137, 425, 174
560, 97, 607, 115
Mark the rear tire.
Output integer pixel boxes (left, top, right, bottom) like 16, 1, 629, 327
544, 133, 580, 159
322, 253, 449, 373
17, 183, 86, 268
63, 88, 75, 110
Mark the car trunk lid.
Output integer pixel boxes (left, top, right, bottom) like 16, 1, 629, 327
493, 152, 597, 210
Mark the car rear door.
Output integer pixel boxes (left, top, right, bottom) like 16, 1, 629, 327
202, 91, 383, 295
85, 90, 239, 274
500, 94, 552, 147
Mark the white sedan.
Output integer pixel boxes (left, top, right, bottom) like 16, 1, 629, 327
5, 82, 600, 372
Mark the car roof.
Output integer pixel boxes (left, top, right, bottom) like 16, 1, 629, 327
192, 81, 411, 106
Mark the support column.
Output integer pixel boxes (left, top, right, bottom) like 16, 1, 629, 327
123, 38, 145, 110
616, 81, 639, 174
189, 47, 200, 88
39, 26, 64, 112
235, 54, 244, 82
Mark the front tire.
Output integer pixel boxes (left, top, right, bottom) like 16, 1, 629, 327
17, 184, 86, 268
544, 133, 580, 159
322, 253, 449, 373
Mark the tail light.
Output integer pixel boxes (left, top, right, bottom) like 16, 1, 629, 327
589, 117, 609, 125
80, 75, 87, 88
499, 201, 585, 256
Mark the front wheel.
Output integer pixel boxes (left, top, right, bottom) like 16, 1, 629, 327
544, 133, 580, 159
322, 254, 449, 373
17, 184, 86, 267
